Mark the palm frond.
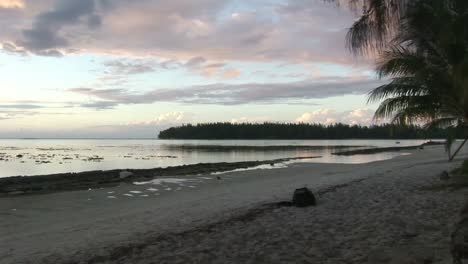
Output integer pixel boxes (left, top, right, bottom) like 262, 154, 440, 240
368, 79, 427, 103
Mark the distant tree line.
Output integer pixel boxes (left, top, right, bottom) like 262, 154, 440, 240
158, 122, 463, 140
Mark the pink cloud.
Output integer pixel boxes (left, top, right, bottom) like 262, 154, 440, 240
221, 69, 241, 79
296, 108, 377, 125
1, 0, 368, 68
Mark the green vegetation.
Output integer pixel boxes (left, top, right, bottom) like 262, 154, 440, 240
158, 122, 462, 140
367, 0, 468, 160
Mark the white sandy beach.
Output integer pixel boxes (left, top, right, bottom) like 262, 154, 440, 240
1, 145, 468, 263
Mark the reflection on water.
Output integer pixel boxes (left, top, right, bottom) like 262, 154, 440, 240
298, 152, 412, 164
0, 139, 437, 178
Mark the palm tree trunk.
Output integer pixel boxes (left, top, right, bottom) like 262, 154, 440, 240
449, 138, 468, 161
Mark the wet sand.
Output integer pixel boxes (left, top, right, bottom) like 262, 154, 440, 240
1, 145, 466, 263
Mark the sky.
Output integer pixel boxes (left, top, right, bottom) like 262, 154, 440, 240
0, 0, 386, 138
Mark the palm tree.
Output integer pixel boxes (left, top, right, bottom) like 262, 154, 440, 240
325, 0, 412, 54
367, 0, 468, 160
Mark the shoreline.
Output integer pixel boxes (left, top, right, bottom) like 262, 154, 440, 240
332, 141, 444, 156
2, 145, 467, 263
0, 142, 442, 197
0, 156, 320, 196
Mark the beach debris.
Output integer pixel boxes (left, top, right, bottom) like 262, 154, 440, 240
86, 155, 104, 162
440, 171, 450, 181
16, 154, 23, 158
119, 170, 134, 179
216, 176, 221, 180
292, 187, 316, 207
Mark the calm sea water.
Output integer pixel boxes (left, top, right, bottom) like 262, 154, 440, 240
0, 139, 434, 178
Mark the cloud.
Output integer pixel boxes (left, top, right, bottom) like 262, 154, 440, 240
0, 104, 44, 109
1, 42, 27, 55
296, 108, 376, 125
0, 109, 47, 120
79, 101, 118, 110
16, 0, 104, 55
0, 0, 24, 9
230, 116, 271, 123
97, 57, 232, 81
103, 60, 155, 75
185, 56, 206, 68
178, 56, 234, 79
80, 112, 193, 138
221, 69, 241, 79
2, 0, 364, 67
70, 76, 384, 106
128, 111, 190, 126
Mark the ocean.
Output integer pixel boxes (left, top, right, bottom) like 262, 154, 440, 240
0, 139, 433, 178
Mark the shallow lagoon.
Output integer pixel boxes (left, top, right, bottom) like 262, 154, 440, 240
0, 139, 433, 177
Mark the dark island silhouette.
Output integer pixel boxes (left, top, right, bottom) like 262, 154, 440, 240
158, 122, 462, 140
